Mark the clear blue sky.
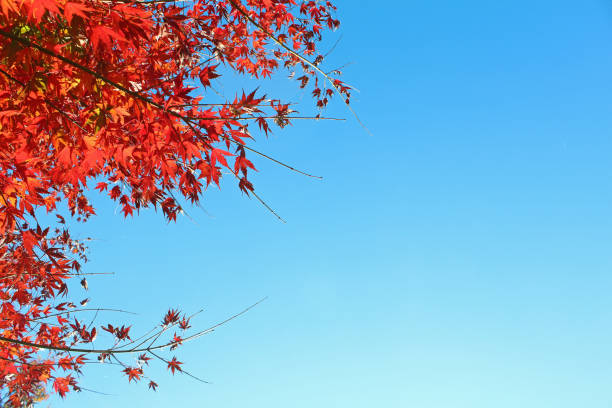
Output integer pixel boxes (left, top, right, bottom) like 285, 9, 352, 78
53, 0, 612, 406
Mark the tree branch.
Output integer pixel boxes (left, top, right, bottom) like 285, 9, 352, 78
0, 30, 326, 180
0, 298, 266, 355
226, 0, 370, 134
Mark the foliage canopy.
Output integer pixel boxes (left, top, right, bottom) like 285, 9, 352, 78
0, 0, 350, 405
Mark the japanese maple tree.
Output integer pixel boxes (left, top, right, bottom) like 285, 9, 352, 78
0, 0, 352, 405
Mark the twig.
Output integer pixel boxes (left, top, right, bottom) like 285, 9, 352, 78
0, 298, 265, 354
226, 0, 371, 134
148, 350, 210, 384
31, 308, 137, 322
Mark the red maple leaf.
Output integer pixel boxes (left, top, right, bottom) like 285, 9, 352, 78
138, 353, 151, 366
21, 229, 37, 255
53, 377, 70, 398
123, 367, 143, 383
167, 357, 183, 374
28, 0, 60, 23
90, 26, 126, 52
64, 2, 92, 24
162, 308, 180, 326
210, 148, 233, 169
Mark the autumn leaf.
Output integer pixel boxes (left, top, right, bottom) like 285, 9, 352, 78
64, 2, 92, 24
179, 316, 191, 330
91, 26, 127, 52
162, 308, 180, 326
123, 367, 143, 383
53, 377, 70, 398
167, 357, 183, 374
27, 0, 60, 24
210, 148, 233, 168
0, 0, 17, 17
138, 353, 151, 366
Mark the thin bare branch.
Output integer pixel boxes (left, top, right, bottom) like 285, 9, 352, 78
148, 350, 210, 384
0, 299, 265, 354
31, 308, 137, 322
226, 0, 371, 134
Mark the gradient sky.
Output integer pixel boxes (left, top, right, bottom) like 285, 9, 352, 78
51, 0, 612, 407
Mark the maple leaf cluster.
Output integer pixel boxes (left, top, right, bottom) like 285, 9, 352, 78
0, 0, 350, 405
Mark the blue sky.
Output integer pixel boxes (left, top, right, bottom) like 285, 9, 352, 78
52, 0, 612, 407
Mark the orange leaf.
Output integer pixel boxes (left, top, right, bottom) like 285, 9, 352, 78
64, 2, 92, 24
